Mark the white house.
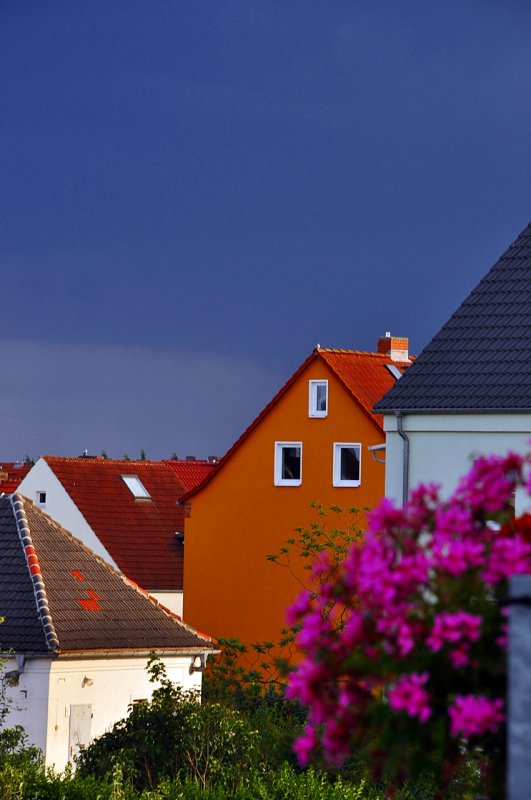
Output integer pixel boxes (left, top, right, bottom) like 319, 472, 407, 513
17, 456, 213, 616
374, 220, 531, 511
0, 494, 215, 771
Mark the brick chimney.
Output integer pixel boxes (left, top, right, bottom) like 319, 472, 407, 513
377, 332, 410, 362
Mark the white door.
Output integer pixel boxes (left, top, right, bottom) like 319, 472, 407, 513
68, 704, 92, 761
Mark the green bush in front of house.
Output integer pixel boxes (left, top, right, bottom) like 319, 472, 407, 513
76, 656, 263, 793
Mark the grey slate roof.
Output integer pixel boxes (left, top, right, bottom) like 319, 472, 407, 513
0, 495, 214, 656
374, 221, 531, 413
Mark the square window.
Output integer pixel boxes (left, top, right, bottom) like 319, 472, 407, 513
309, 380, 328, 417
333, 443, 361, 487
274, 442, 302, 486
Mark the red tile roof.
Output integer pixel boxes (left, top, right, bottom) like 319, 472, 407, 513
318, 349, 410, 428
163, 460, 216, 492
0, 494, 214, 655
42, 457, 187, 592
182, 347, 412, 500
0, 462, 31, 495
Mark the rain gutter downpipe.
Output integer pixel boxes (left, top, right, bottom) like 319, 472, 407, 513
396, 411, 409, 506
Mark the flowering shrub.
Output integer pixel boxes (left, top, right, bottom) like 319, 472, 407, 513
286, 452, 531, 797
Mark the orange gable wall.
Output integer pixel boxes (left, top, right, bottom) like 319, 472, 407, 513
183, 357, 386, 649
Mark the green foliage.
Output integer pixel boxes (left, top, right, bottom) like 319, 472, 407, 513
0, 757, 464, 800
77, 656, 261, 792
266, 502, 365, 583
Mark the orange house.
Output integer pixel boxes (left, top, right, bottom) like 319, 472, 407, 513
182, 335, 411, 650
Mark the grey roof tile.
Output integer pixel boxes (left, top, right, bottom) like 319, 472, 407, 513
374, 221, 531, 412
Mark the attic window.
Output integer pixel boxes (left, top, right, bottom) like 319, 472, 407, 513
121, 475, 151, 499
309, 380, 328, 417
37, 491, 46, 506
385, 364, 403, 380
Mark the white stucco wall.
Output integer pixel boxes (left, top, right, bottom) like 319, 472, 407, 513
384, 413, 531, 513
3, 654, 203, 772
17, 459, 118, 568
150, 590, 183, 616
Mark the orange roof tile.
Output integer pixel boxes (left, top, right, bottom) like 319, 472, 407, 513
318, 349, 410, 428
183, 347, 412, 500
0, 462, 31, 495
163, 460, 216, 492
42, 457, 186, 592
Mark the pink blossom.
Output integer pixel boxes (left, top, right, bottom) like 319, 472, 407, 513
388, 672, 431, 722
285, 590, 313, 626
292, 724, 318, 766
454, 453, 523, 513
427, 612, 482, 651
448, 695, 504, 738
287, 448, 531, 772
482, 535, 531, 584
366, 497, 404, 534
432, 535, 485, 576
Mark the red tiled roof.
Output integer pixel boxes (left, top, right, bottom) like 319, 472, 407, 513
183, 347, 412, 500
42, 457, 187, 592
163, 460, 216, 492
0, 462, 31, 495
318, 349, 410, 428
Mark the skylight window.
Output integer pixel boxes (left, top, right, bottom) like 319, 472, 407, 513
121, 475, 151, 499
385, 364, 403, 380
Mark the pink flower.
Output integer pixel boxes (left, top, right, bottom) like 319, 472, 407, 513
285, 590, 313, 626
482, 535, 531, 584
432, 535, 485, 577
454, 453, 523, 513
292, 724, 318, 766
427, 612, 482, 651
388, 672, 431, 723
448, 695, 504, 738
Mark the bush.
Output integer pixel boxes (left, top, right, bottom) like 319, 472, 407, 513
76, 656, 261, 792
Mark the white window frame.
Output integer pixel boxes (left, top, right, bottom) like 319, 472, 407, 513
36, 491, 47, 506
333, 443, 361, 487
121, 475, 151, 499
274, 442, 302, 486
309, 380, 328, 418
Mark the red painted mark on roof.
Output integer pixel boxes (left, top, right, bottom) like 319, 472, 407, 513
77, 590, 102, 612
71, 569, 85, 581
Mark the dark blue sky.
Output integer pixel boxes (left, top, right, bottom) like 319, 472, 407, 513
1, 1, 530, 459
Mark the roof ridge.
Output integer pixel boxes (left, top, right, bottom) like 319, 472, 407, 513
11, 494, 59, 652
44, 456, 163, 465
319, 348, 390, 356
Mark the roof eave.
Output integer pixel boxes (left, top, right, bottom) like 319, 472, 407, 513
375, 406, 531, 415
55, 646, 218, 659
181, 350, 320, 501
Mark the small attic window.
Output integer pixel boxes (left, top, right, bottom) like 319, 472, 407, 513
121, 475, 151, 499
309, 380, 328, 417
